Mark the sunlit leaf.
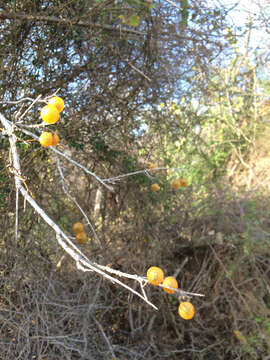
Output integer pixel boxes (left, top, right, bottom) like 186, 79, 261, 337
129, 14, 140, 27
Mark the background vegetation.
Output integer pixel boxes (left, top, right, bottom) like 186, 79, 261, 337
0, 0, 270, 359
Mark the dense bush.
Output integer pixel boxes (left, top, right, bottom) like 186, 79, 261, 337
1, 1, 270, 359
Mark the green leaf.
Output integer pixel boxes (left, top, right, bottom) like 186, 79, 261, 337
265, 321, 270, 332
181, 0, 188, 7
129, 14, 140, 27
138, 148, 146, 155
180, 9, 189, 26
254, 317, 262, 324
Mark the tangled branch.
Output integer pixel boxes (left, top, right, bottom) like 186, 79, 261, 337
0, 102, 203, 312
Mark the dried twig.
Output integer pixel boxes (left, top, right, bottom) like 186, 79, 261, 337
17, 95, 42, 122
103, 167, 183, 183
128, 62, 152, 82
11, 122, 115, 192
0, 11, 146, 36
164, 0, 181, 10
56, 157, 102, 248
91, 316, 116, 358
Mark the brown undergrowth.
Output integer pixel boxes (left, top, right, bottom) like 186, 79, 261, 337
1, 130, 270, 359
1, 175, 269, 359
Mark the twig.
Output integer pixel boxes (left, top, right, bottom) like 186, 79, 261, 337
52, 147, 115, 192
159, 283, 205, 298
15, 121, 183, 189
92, 316, 116, 358
173, 257, 189, 278
9, 121, 115, 192
164, 0, 181, 10
15, 187, 19, 241
128, 293, 135, 333
128, 62, 152, 82
56, 157, 102, 248
0, 97, 38, 104
103, 167, 182, 183
75, 257, 158, 310
0, 11, 146, 37
17, 95, 42, 122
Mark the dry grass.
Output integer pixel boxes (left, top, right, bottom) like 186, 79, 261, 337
2, 177, 269, 359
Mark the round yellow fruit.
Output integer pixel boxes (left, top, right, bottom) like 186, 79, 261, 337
162, 276, 178, 294
39, 132, 53, 147
72, 222, 84, 234
40, 104, 60, 124
178, 301, 195, 320
76, 231, 87, 244
147, 266, 164, 286
172, 179, 181, 189
151, 183, 160, 192
51, 132, 59, 146
48, 96, 65, 113
179, 178, 188, 187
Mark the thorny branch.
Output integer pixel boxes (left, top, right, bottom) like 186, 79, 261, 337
0, 105, 204, 311
0, 111, 159, 310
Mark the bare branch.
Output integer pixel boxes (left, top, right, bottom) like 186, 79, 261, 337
12, 122, 115, 192
103, 167, 183, 183
128, 62, 152, 82
164, 0, 181, 10
18, 95, 42, 122
91, 316, 116, 358
0, 11, 146, 37
0, 97, 37, 104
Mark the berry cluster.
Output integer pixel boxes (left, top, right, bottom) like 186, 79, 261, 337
39, 96, 64, 147
72, 222, 87, 244
147, 266, 195, 320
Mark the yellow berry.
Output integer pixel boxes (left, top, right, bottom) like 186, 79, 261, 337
171, 179, 181, 189
39, 132, 53, 147
178, 301, 195, 320
151, 183, 160, 192
179, 178, 188, 187
48, 96, 65, 113
40, 104, 60, 124
147, 266, 164, 286
162, 276, 178, 294
51, 132, 59, 146
72, 222, 84, 234
76, 231, 87, 244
